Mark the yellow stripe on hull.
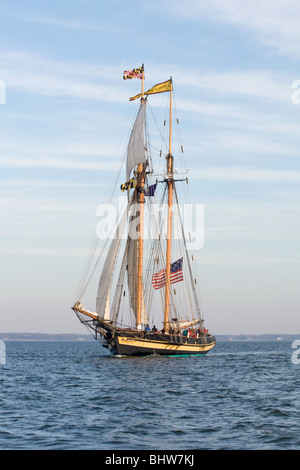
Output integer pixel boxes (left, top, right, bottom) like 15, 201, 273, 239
116, 336, 215, 355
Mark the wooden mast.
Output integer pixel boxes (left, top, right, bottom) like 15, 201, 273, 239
136, 65, 145, 329
163, 77, 173, 333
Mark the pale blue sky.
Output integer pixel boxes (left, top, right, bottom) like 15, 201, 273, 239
0, 0, 299, 334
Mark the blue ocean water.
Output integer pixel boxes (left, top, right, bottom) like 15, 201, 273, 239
0, 340, 299, 450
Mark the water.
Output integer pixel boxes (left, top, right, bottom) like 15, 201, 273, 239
0, 340, 299, 450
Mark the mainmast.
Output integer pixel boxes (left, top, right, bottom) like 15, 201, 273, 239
136, 65, 145, 329
163, 77, 173, 333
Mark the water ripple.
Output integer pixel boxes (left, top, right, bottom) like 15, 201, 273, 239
0, 340, 299, 449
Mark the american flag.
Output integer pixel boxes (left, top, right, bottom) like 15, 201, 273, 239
152, 258, 183, 290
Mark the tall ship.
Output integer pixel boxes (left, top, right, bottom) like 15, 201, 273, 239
72, 65, 216, 356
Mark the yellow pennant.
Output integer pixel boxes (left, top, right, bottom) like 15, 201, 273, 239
130, 79, 172, 101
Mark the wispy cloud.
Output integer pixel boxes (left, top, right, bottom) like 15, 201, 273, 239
1, 246, 299, 263
162, 66, 290, 102
0, 156, 116, 170
152, 0, 300, 59
191, 166, 300, 182
198, 252, 300, 266
201, 0, 300, 58
0, 50, 129, 103
0, 179, 104, 188
0, 49, 293, 108
0, 9, 121, 33
0, 246, 92, 256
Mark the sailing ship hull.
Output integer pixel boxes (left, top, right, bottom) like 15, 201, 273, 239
104, 331, 216, 356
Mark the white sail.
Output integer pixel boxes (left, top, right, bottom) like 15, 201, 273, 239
96, 206, 129, 319
169, 319, 202, 330
126, 100, 147, 181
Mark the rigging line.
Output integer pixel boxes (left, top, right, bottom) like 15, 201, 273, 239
152, 182, 178, 318
75, 105, 139, 301
148, 184, 168, 316
175, 191, 201, 322
144, 184, 167, 314
147, 101, 169, 156
146, 142, 163, 158
172, 90, 185, 165
172, 90, 190, 204
143, 191, 159, 309
172, 200, 193, 319
112, 174, 149, 325
99, 224, 124, 316
103, 102, 137, 205
144, 103, 155, 179
111, 236, 130, 323
75, 146, 127, 302
174, 185, 203, 320
78, 232, 110, 301
74, 235, 98, 303
78, 191, 135, 300
177, 174, 203, 313
174, 200, 194, 315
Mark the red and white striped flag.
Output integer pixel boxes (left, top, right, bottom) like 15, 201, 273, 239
152, 258, 183, 290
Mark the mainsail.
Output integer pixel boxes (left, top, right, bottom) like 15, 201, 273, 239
126, 99, 147, 181
96, 98, 147, 323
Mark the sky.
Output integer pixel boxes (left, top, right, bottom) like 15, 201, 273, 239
0, 0, 299, 335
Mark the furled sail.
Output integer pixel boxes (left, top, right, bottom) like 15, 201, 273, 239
127, 232, 138, 316
169, 319, 202, 331
104, 288, 110, 320
72, 301, 98, 320
127, 235, 147, 327
126, 99, 147, 181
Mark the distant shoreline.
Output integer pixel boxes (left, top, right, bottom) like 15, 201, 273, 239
0, 332, 299, 341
